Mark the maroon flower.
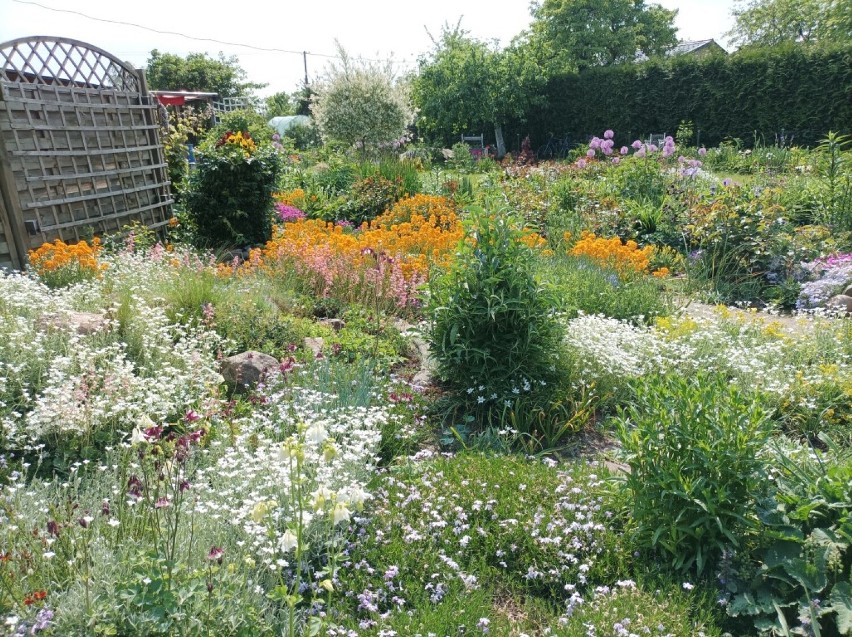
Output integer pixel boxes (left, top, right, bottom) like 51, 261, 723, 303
154, 497, 171, 509
144, 426, 163, 441
207, 546, 224, 564
184, 410, 201, 423
47, 520, 60, 536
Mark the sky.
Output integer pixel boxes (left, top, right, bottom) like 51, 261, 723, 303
0, 0, 739, 97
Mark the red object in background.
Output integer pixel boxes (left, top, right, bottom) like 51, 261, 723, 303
156, 95, 186, 106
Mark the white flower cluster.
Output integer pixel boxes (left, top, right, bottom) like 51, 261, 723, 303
193, 383, 384, 568
564, 311, 852, 410
0, 258, 223, 446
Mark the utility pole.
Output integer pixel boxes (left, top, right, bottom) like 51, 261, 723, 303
303, 51, 309, 85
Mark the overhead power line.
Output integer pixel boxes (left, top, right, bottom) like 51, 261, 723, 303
11, 0, 418, 67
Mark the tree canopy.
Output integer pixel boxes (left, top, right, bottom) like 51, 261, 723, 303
727, 0, 852, 48
264, 91, 297, 118
529, 0, 679, 70
146, 50, 262, 97
309, 44, 413, 151
412, 26, 546, 156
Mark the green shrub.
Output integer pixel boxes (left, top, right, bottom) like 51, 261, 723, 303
725, 436, 852, 636
617, 372, 773, 575
428, 207, 562, 426
283, 121, 322, 150
185, 130, 282, 247
545, 255, 670, 323
338, 174, 406, 225
207, 108, 274, 147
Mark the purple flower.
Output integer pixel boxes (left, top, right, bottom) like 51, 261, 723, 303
612, 157, 621, 165
586, 148, 595, 158
698, 147, 707, 156
647, 144, 658, 153
603, 129, 614, 140
722, 178, 733, 187
631, 139, 643, 150
31, 608, 53, 634
276, 203, 306, 223
589, 137, 601, 150
635, 148, 646, 158
576, 158, 587, 169
620, 146, 629, 155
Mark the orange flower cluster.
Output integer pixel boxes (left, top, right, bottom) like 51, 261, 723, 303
566, 231, 666, 277
244, 195, 464, 281
28, 237, 107, 287
274, 188, 307, 210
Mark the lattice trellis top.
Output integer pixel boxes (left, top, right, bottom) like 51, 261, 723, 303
0, 36, 139, 91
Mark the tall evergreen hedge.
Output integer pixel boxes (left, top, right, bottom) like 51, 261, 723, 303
514, 44, 851, 149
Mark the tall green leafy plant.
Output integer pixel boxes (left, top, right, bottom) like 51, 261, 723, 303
726, 435, 852, 636
617, 372, 773, 575
185, 130, 282, 247
428, 207, 562, 426
815, 131, 852, 232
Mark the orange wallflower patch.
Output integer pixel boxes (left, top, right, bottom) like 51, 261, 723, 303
566, 231, 667, 278
227, 195, 464, 312
274, 188, 308, 210
28, 237, 107, 287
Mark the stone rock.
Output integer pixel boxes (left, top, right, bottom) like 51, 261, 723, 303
827, 294, 852, 314
441, 148, 454, 160
318, 318, 345, 332
843, 285, 852, 298
304, 337, 324, 357
37, 311, 110, 336
221, 351, 279, 390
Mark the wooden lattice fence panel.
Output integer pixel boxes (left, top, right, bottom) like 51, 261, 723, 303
0, 36, 172, 270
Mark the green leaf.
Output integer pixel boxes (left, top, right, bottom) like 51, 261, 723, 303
830, 583, 852, 635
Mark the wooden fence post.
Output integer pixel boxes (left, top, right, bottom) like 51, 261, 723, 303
0, 88, 27, 270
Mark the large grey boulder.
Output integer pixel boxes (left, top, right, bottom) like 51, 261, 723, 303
221, 351, 279, 389
827, 295, 852, 314
37, 311, 110, 336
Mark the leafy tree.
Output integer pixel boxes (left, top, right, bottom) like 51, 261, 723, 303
529, 0, 678, 70
264, 91, 296, 117
412, 26, 545, 157
310, 44, 413, 154
146, 50, 263, 97
727, 0, 852, 47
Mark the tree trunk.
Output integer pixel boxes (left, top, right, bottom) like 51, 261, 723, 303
494, 124, 506, 159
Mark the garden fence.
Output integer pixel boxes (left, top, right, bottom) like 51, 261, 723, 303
0, 36, 173, 270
